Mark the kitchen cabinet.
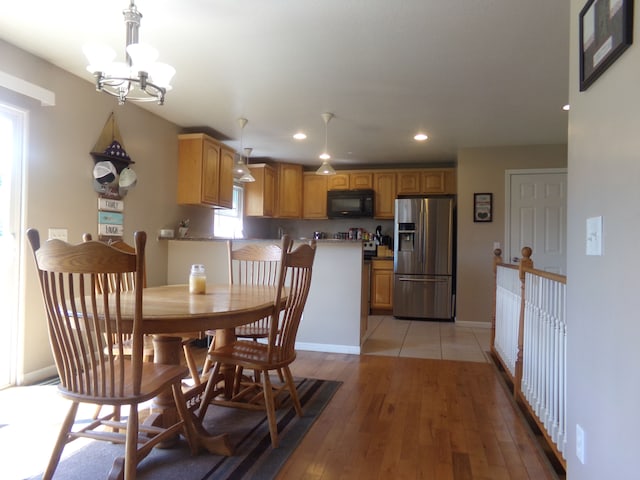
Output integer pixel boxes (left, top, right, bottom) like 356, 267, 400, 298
218, 145, 235, 208
350, 172, 373, 189
327, 173, 349, 191
397, 168, 456, 195
396, 171, 422, 195
303, 173, 328, 219
373, 171, 396, 219
371, 259, 393, 313
177, 133, 234, 208
327, 171, 373, 190
275, 162, 303, 218
245, 163, 276, 217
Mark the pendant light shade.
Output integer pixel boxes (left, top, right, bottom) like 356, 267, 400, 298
235, 118, 255, 183
239, 147, 255, 182
316, 112, 336, 175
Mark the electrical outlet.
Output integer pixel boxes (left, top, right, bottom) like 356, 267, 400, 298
48, 228, 68, 242
576, 424, 586, 464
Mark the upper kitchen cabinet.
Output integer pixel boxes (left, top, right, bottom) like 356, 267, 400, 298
303, 173, 328, 219
177, 133, 234, 208
327, 171, 373, 190
430, 168, 456, 194
218, 145, 235, 208
327, 173, 349, 190
396, 169, 456, 195
373, 171, 396, 219
350, 171, 374, 189
396, 171, 422, 195
275, 162, 303, 218
245, 163, 276, 217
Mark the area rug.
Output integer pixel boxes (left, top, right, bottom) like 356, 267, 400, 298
27, 378, 340, 480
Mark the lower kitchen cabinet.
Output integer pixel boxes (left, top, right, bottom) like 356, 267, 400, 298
371, 259, 393, 313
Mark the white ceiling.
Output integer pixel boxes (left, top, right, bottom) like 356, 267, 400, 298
0, 0, 570, 169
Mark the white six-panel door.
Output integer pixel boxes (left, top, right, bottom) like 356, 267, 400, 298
505, 169, 567, 275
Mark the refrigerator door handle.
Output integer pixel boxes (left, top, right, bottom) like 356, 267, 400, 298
398, 277, 448, 283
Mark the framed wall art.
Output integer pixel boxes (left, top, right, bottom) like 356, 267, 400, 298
579, 0, 634, 91
473, 193, 493, 223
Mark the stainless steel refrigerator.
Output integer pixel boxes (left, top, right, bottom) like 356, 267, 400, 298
393, 196, 455, 320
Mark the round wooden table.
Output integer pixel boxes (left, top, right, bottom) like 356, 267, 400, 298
123, 283, 280, 456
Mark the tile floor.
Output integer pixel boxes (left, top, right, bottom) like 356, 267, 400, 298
361, 315, 491, 363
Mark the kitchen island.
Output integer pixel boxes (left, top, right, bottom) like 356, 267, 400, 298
167, 238, 367, 354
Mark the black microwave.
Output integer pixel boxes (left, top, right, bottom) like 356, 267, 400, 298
327, 189, 374, 218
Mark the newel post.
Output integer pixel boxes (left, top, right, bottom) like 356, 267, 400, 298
491, 248, 503, 351
514, 246, 533, 398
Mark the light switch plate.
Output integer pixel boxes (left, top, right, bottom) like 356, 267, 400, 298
586, 216, 602, 256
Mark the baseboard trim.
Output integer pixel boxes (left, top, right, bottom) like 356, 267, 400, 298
296, 342, 360, 355
21, 364, 58, 386
455, 320, 492, 328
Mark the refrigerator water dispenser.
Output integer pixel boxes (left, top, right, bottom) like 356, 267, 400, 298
397, 223, 415, 252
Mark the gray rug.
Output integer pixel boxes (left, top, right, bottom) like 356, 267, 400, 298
28, 378, 340, 480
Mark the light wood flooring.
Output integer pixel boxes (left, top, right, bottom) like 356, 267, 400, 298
1, 320, 561, 480
280, 350, 562, 480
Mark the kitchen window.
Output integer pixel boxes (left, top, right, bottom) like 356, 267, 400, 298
213, 183, 244, 238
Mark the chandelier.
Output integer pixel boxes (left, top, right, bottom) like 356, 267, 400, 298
83, 1, 175, 105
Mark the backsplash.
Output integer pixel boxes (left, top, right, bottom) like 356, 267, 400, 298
244, 217, 394, 242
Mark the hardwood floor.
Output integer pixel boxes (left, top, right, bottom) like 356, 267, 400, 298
277, 351, 562, 480
2, 340, 561, 479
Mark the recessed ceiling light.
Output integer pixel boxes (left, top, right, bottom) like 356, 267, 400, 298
414, 133, 428, 141
562, 104, 570, 111
293, 132, 307, 140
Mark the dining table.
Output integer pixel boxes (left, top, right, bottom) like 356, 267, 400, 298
117, 283, 282, 456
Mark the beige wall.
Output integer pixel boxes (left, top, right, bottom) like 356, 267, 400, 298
456, 145, 567, 323
566, 2, 640, 477
0, 40, 210, 382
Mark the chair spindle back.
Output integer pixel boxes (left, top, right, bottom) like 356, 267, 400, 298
28, 229, 147, 399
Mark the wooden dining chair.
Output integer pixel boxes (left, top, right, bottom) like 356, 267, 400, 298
27, 229, 197, 480
82, 233, 154, 363
201, 240, 283, 379
197, 234, 317, 448
83, 233, 201, 383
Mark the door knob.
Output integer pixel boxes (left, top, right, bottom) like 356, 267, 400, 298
512, 257, 520, 262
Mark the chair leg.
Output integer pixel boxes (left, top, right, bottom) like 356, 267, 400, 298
201, 335, 216, 377
283, 366, 303, 417
43, 402, 79, 480
261, 371, 279, 448
172, 382, 198, 455
123, 404, 139, 480
198, 362, 221, 420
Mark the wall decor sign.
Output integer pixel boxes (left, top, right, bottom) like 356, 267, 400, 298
579, 0, 633, 91
473, 193, 493, 223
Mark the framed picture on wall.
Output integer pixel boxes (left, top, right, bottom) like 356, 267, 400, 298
473, 193, 492, 223
579, 0, 634, 91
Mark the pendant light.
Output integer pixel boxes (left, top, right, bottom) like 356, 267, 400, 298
239, 147, 255, 182
316, 112, 336, 175
234, 118, 255, 183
